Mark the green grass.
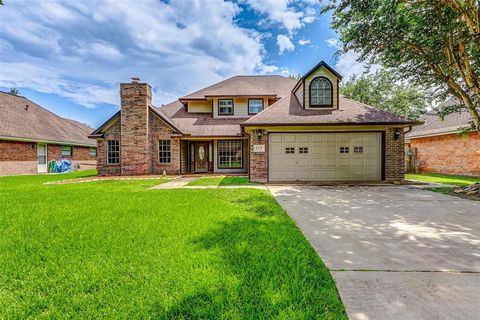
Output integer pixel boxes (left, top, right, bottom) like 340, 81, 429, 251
405, 173, 480, 186
0, 172, 345, 319
187, 176, 256, 186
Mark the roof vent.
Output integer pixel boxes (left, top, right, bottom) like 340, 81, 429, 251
131, 77, 141, 83
24, 104, 29, 110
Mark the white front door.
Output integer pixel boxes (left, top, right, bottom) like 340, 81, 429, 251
37, 143, 47, 173
269, 132, 382, 182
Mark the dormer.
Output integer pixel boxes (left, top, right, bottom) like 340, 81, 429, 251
292, 61, 343, 110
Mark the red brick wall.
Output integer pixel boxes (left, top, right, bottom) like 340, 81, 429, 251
410, 131, 480, 176
249, 131, 268, 182
385, 128, 405, 182
149, 110, 181, 175
120, 82, 152, 175
96, 120, 121, 176
0, 140, 36, 161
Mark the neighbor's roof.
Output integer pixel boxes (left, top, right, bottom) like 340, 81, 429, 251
180, 75, 296, 100
157, 100, 244, 136
242, 94, 419, 126
0, 91, 95, 146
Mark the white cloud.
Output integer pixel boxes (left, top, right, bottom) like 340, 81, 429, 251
0, 0, 269, 107
244, 0, 317, 33
277, 34, 295, 55
325, 37, 341, 49
334, 51, 380, 80
298, 39, 311, 46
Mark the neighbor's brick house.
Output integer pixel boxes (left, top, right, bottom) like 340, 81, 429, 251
406, 104, 480, 176
0, 92, 97, 176
90, 60, 419, 183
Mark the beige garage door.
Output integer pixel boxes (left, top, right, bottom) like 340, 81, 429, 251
269, 132, 382, 182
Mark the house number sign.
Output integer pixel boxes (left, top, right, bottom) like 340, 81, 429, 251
253, 144, 265, 153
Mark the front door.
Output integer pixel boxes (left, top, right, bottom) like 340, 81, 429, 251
37, 143, 47, 173
195, 142, 208, 172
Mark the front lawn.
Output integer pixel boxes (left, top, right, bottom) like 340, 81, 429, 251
405, 173, 480, 186
187, 175, 256, 186
0, 172, 345, 319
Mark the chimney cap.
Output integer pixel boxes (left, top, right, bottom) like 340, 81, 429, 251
131, 77, 141, 83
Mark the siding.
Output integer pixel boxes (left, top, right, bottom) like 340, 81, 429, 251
213, 97, 269, 118
294, 83, 304, 107
188, 100, 212, 113
304, 67, 338, 110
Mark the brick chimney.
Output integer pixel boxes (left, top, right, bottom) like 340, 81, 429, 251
120, 78, 152, 175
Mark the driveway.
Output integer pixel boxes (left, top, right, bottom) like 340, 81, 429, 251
268, 185, 480, 320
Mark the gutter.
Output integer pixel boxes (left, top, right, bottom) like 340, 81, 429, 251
0, 136, 96, 147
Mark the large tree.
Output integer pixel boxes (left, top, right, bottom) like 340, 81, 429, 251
324, 0, 480, 131
341, 69, 431, 119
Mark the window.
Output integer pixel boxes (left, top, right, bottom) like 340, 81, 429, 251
218, 140, 242, 168
310, 77, 332, 107
89, 147, 97, 157
159, 140, 171, 163
248, 99, 263, 114
107, 140, 120, 164
61, 145, 72, 157
354, 146, 364, 154
340, 147, 349, 154
218, 99, 233, 115
285, 147, 295, 154
299, 147, 309, 154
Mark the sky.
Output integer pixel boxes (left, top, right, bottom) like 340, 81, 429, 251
0, 0, 369, 128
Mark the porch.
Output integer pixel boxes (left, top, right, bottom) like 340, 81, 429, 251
179, 138, 249, 175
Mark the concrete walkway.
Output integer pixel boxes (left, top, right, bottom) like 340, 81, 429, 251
151, 176, 267, 189
150, 176, 199, 188
268, 185, 480, 320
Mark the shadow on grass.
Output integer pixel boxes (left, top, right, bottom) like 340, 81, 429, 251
158, 193, 346, 319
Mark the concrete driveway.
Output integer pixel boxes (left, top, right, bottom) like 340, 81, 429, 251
268, 185, 480, 320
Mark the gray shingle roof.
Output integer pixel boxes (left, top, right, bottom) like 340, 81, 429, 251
0, 92, 95, 146
406, 111, 472, 138
243, 94, 419, 126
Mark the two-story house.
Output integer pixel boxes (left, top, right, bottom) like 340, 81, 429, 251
89, 60, 419, 183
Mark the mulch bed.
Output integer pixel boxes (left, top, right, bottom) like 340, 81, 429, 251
449, 183, 480, 201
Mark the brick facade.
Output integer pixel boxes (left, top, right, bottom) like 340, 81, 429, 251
0, 140, 96, 176
95, 84, 181, 176
249, 130, 268, 182
384, 128, 405, 182
410, 131, 480, 176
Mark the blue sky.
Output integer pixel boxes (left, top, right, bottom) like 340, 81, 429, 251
0, 0, 367, 128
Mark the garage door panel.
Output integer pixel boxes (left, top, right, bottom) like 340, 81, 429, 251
269, 132, 382, 182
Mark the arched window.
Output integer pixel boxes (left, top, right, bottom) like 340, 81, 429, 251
310, 77, 332, 107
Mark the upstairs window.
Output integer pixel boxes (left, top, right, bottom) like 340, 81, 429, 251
218, 99, 233, 115
159, 140, 171, 163
61, 145, 72, 157
310, 77, 332, 107
107, 140, 120, 164
248, 99, 263, 114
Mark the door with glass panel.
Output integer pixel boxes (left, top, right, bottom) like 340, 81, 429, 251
37, 143, 47, 173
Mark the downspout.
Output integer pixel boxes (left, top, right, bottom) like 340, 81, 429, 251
242, 126, 251, 182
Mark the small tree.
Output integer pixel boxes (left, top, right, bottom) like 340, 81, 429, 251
9, 88, 19, 96
323, 0, 480, 131
341, 69, 431, 119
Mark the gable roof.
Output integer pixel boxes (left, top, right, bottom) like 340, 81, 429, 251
243, 93, 420, 126
0, 92, 95, 146
180, 75, 296, 101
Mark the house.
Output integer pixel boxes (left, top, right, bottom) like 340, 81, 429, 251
89, 60, 419, 183
405, 101, 480, 176
0, 91, 97, 176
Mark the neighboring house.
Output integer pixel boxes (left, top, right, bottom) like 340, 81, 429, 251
405, 101, 480, 176
89, 60, 418, 183
0, 92, 97, 176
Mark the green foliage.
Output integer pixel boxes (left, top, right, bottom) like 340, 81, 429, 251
324, 0, 480, 130
288, 74, 302, 80
405, 173, 480, 186
341, 69, 431, 119
0, 173, 345, 318
8, 88, 19, 95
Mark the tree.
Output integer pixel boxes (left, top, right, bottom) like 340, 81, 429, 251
9, 88, 19, 95
288, 74, 302, 80
323, 0, 480, 131
341, 69, 431, 119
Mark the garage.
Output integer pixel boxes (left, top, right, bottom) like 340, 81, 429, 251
269, 132, 382, 182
